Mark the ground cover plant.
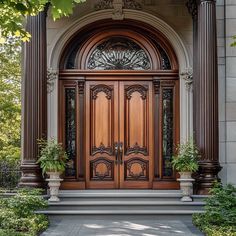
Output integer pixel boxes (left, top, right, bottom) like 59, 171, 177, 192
193, 182, 236, 236
0, 188, 48, 236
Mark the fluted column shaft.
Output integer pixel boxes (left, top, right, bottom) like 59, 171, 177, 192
196, 0, 221, 194
19, 10, 47, 188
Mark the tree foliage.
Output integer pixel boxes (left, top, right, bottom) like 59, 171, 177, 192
0, 38, 21, 165
0, 0, 86, 42
0, 1, 85, 166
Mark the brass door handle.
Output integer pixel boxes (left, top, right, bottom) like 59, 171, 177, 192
119, 142, 123, 165
114, 142, 119, 164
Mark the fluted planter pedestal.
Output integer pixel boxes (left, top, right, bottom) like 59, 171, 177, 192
177, 172, 194, 202
46, 172, 63, 202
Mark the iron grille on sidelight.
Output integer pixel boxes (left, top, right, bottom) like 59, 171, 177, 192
65, 88, 76, 177
162, 89, 174, 177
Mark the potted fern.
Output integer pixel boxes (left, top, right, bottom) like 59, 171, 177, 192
37, 139, 68, 202
172, 138, 199, 202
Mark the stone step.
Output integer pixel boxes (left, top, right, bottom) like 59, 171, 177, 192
56, 190, 206, 202
41, 190, 206, 221
48, 200, 205, 211
37, 209, 205, 221
38, 209, 204, 215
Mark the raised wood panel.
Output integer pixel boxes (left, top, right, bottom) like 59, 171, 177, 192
90, 157, 114, 181
125, 158, 149, 181
90, 84, 113, 155
125, 85, 148, 156
85, 81, 119, 189
119, 81, 153, 189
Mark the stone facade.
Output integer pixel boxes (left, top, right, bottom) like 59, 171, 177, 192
224, 0, 236, 185
44, 0, 236, 186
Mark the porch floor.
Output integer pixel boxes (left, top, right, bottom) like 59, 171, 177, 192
40, 190, 205, 235
40, 219, 203, 236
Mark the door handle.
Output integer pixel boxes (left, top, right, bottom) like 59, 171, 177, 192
114, 142, 119, 164
119, 142, 123, 165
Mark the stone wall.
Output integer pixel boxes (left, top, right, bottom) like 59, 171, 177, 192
216, 0, 227, 184
46, 0, 193, 65
224, 0, 236, 185
45, 0, 236, 185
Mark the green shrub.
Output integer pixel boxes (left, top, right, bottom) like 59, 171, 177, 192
193, 183, 236, 236
37, 139, 68, 176
172, 138, 199, 172
0, 188, 49, 236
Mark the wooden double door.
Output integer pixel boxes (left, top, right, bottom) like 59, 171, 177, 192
86, 80, 153, 189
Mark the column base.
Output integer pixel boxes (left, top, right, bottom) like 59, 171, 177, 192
19, 162, 46, 188
195, 161, 222, 195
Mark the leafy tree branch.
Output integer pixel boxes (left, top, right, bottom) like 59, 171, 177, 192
0, 0, 86, 42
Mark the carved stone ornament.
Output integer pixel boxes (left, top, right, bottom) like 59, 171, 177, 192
124, 0, 142, 10
47, 68, 58, 93
186, 0, 198, 20
95, 0, 113, 10
95, 0, 142, 13
112, 0, 124, 20
180, 67, 193, 91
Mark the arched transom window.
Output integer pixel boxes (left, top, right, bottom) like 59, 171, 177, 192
63, 31, 174, 70
87, 37, 151, 70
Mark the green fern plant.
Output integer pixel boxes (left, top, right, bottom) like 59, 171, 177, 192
37, 139, 68, 176
172, 138, 199, 172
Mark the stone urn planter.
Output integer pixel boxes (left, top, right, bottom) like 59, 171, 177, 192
46, 172, 63, 202
171, 138, 200, 202
37, 139, 68, 202
177, 172, 195, 202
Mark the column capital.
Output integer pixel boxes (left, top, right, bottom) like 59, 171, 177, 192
198, 0, 216, 3
186, 0, 198, 19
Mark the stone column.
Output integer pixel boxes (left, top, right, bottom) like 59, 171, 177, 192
19, 10, 47, 188
196, 0, 221, 194
187, 0, 199, 142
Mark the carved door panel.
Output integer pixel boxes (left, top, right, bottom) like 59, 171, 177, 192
119, 81, 153, 189
85, 81, 119, 188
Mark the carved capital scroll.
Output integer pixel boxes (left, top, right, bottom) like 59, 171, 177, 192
186, 0, 198, 20
47, 68, 58, 93
180, 67, 193, 91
